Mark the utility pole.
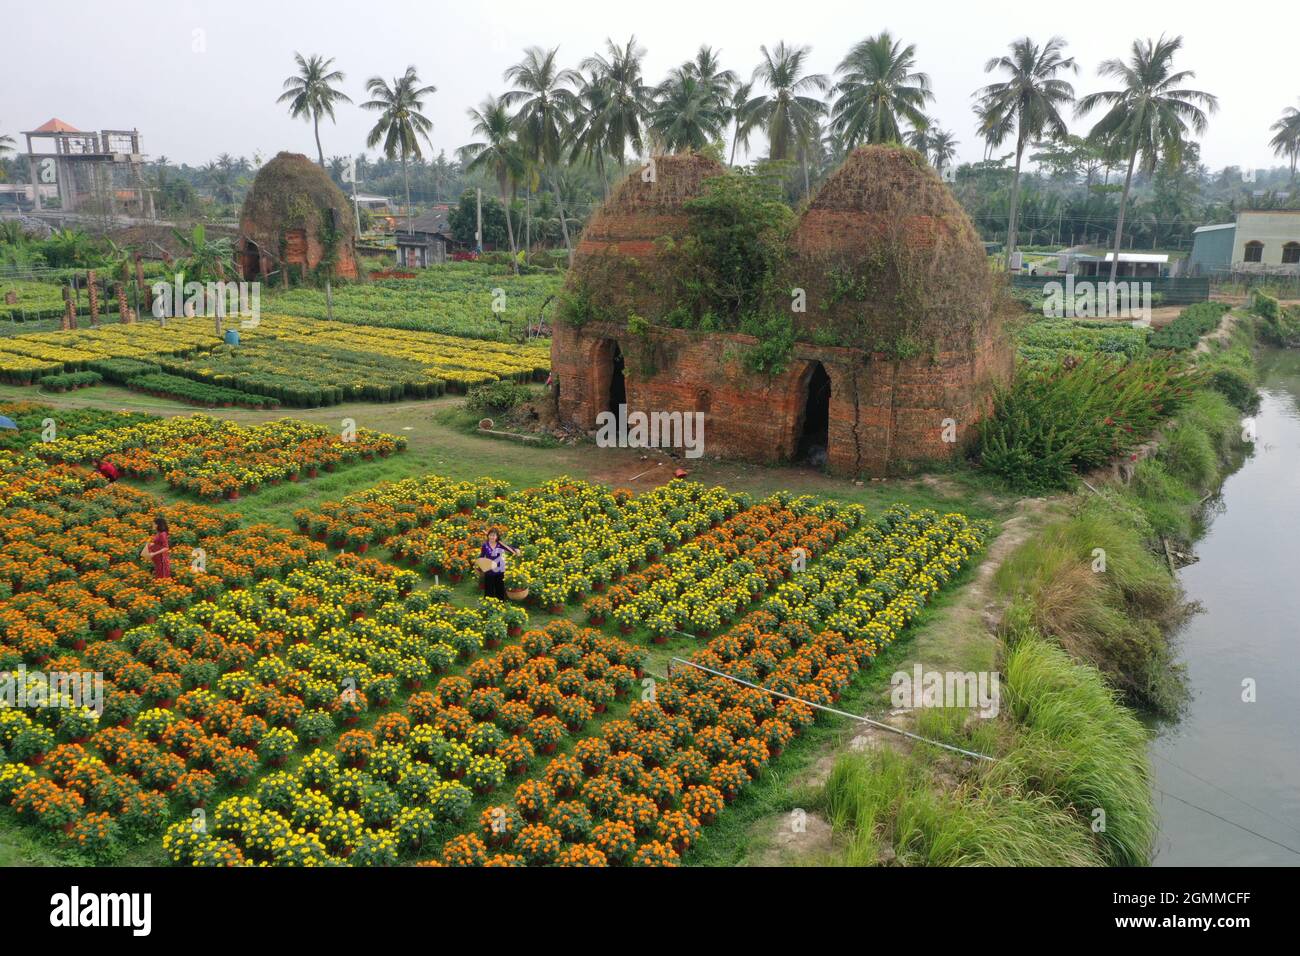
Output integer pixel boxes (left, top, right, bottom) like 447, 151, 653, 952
525, 189, 531, 267
475, 187, 483, 255
345, 157, 361, 237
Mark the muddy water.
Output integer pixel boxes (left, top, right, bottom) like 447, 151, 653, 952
1150, 349, 1300, 866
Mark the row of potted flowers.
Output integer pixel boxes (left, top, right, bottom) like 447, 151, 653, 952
161, 618, 637, 866
1, 550, 531, 858
420, 508, 986, 866
33, 415, 406, 500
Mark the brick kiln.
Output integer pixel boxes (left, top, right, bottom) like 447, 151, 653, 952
237, 152, 358, 283
550, 146, 1014, 476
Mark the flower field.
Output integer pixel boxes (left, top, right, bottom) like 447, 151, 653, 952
0, 323, 221, 385
0, 402, 153, 454
0, 441, 987, 866
264, 262, 563, 342
33, 415, 405, 500
0, 312, 550, 405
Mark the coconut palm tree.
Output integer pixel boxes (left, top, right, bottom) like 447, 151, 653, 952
749, 42, 829, 164
727, 81, 763, 165
1269, 100, 1300, 183
362, 66, 437, 235
568, 70, 614, 194
278, 53, 353, 167
975, 36, 1077, 269
0, 127, 14, 157
830, 32, 932, 148
503, 47, 581, 264
905, 123, 932, 158
579, 37, 650, 175
649, 69, 729, 152
683, 45, 738, 115
929, 128, 959, 172
460, 95, 526, 269
1077, 35, 1216, 282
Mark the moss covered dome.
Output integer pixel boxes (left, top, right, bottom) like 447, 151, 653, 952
789, 145, 994, 355
238, 151, 358, 280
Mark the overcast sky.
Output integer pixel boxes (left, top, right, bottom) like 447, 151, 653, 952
2, 0, 1293, 176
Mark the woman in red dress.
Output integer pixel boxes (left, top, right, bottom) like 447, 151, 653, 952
145, 515, 171, 579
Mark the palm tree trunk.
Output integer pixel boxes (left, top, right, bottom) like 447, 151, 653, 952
1005, 134, 1026, 271
1108, 142, 1140, 285
314, 114, 324, 167
555, 182, 574, 269
501, 186, 519, 275
730, 122, 740, 166
403, 153, 413, 235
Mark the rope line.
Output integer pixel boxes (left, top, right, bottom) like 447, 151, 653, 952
667, 656, 998, 763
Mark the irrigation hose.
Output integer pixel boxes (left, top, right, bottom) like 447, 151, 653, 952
666, 656, 999, 763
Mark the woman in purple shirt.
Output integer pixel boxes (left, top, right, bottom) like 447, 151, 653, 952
480, 527, 517, 600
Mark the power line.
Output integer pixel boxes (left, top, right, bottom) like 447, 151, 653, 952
1155, 788, 1300, 858
1151, 749, 1300, 841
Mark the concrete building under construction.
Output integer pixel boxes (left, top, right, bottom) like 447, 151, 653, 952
22, 118, 155, 219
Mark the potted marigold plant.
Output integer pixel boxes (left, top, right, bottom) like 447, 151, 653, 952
100, 606, 129, 642
257, 727, 298, 767
504, 567, 532, 602
525, 716, 566, 755
12, 725, 55, 766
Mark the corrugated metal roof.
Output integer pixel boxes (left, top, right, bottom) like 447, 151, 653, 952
1193, 223, 1235, 233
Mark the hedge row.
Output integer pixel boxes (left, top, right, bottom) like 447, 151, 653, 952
1148, 302, 1229, 351
38, 370, 103, 391
126, 372, 282, 408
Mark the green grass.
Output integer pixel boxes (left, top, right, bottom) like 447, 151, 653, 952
822, 746, 1102, 866
992, 492, 1185, 714
999, 628, 1156, 866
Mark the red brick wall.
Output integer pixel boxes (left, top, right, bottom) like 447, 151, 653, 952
552, 320, 1013, 476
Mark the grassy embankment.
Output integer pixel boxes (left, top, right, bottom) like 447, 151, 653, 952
800, 311, 1261, 867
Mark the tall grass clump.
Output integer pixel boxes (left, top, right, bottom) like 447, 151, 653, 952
823, 747, 1103, 866
999, 630, 1156, 866
1157, 389, 1241, 494
993, 497, 1186, 714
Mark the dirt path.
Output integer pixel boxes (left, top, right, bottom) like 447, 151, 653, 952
742, 495, 1054, 866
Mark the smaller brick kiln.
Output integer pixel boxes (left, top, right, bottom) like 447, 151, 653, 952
237, 151, 358, 283
551, 146, 1014, 476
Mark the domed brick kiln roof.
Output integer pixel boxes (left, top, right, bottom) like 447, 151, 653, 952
238, 152, 357, 276
789, 145, 994, 354
568, 152, 724, 322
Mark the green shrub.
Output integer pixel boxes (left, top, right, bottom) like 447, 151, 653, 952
1149, 301, 1227, 351
39, 370, 102, 391
1256, 303, 1300, 348
127, 372, 280, 408
88, 357, 161, 383
465, 379, 531, 415
1251, 290, 1280, 322
978, 354, 1198, 491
